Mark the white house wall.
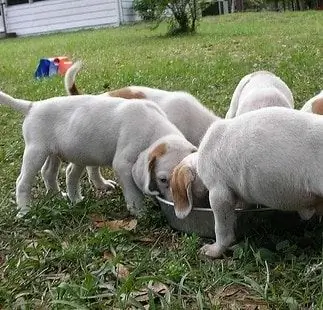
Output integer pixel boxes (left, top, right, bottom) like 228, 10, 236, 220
5, 0, 122, 36
121, 0, 138, 23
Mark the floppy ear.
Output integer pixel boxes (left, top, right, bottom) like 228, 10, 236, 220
170, 164, 194, 219
312, 98, 323, 115
132, 143, 167, 196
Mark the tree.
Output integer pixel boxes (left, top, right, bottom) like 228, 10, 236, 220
133, 0, 203, 35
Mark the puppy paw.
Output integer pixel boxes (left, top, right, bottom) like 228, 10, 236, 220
92, 179, 118, 191
16, 207, 30, 219
68, 195, 84, 204
101, 180, 117, 191
74, 195, 84, 204
61, 191, 68, 199
199, 243, 225, 258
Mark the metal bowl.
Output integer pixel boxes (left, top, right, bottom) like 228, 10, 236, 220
156, 196, 316, 239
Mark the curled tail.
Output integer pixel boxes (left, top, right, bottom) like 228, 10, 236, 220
225, 73, 252, 119
0, 91, 32, 115
64, 60, 83, 95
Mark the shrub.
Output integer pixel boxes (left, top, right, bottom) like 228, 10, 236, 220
133, 0, 160, 21
133, 0, 204, 35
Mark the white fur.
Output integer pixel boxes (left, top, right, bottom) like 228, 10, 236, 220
197, 107, 323, 258
0, 91, 196, 218
171, 71, 294, 217
64, 61, 218, 194
300, 90, 323, 113
225, 71, 294, 118
65, 61, 220, 146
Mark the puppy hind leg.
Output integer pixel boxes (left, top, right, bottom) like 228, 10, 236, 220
86, 166, 117, 191
113, 159, 145, 217
16, 146, 48, 218
66, 163, 85, 204
41, 155, 61, 194
200, 185, 237, 258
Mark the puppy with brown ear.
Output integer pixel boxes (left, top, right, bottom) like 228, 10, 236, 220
60, 61, 219, 195
300, 90, 323, 114
0, 90, 196, 218
197, 107, 323, 258
65, 61, 219, 147
170, 71, 294, 219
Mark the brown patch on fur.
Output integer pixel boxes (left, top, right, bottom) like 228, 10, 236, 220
108, 87, 146, 100
148, 143, 167, 172
311, 98, 323, 115
69, 82, 81, 95
170, 164, 194, 212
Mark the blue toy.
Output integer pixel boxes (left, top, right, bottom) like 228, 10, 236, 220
34, 58, 59, 79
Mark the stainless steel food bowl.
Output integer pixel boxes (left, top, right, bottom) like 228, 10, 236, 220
156, 196, 312, 239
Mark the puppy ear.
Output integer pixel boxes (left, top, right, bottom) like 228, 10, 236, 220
132, 143, 167, 196
312, 98, 323, 115
170, 164, 194, 219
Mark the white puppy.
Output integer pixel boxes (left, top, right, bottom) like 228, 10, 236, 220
62, 61, 219, 194
300, 90, 323, 114
170, 71, 294, 214
0, 91, 196, 218
225, 71, 294, 118
65, 61, 219, 147
194, 107, 323, 258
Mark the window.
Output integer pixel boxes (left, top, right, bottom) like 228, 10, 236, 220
6, 0, 48, 5
7, 0, 28, 5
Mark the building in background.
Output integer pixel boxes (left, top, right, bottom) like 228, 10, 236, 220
0, 0, 137, 36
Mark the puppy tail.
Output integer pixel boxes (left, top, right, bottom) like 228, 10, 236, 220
0, 91, 31, 115
64, 60, 83, 96
225, 74, 251, 119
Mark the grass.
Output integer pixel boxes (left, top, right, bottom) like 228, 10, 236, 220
0, 11, 322, 309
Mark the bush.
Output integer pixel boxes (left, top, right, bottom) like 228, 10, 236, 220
133, 0, 204, 35
133, 0, 160, 21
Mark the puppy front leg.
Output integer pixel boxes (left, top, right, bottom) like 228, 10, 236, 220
200, 185, 236, 258
41, 155, 61, 194
113, 159, 145, 217
66, 163, 85, 204
86, 166, 117, 191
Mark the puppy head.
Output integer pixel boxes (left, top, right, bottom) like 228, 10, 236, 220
132, 136, 197, 200
170, 152, 207, 219
312, 98, 323, 115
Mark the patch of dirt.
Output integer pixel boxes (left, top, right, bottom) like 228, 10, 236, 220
209, 284, 269, 310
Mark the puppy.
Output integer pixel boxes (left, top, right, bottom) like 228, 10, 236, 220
65, 61, 219, 146
300, 90, 323, 114
225, 71, 294, 118
194, 107, 323, 258
0, 91, 196, 218
170, 71, 294, 215
62, 61, 219, 194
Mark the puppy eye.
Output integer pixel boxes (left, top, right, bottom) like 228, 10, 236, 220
159, 177, 168, 184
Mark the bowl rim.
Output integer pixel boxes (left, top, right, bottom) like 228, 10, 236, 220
155, 196, 276, 213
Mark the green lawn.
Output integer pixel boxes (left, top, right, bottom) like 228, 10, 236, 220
0, 11, 322, 309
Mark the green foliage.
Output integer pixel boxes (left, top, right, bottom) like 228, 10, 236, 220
133, 0, 204, 35
133, 0, 161, 21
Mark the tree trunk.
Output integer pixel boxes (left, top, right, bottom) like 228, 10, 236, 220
231, 0, 235, 13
